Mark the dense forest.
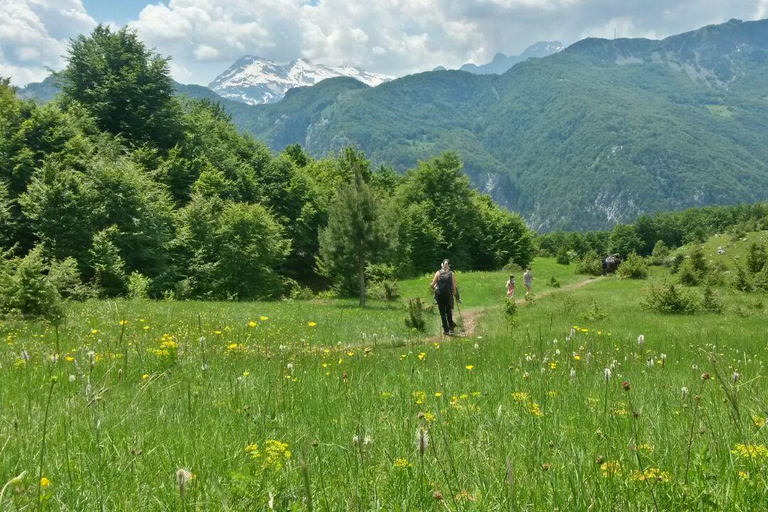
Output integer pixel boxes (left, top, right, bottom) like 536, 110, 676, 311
0, 27, 534, 315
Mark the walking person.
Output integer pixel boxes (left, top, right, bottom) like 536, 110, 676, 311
523, 267, 534, 297
506, 274, 516, 299
431, 259, 459, 335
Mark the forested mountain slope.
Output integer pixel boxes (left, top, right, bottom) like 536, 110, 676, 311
241, 18, 768, 230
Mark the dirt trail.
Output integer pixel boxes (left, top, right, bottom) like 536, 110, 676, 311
424, 276, 603, 343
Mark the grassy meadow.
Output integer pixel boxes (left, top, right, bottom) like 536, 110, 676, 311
2, 257, 768, 510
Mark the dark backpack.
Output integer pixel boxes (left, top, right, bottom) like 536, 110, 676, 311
436, 270, 453, 299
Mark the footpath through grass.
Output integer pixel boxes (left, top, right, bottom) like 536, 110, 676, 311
1, 258, 768, 510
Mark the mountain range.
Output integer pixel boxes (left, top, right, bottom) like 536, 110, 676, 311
208, 56, 392, 105
458, 41, 564, 74
17, 19, 768, 230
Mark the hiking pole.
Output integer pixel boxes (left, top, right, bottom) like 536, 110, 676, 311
455, 290, 464, 334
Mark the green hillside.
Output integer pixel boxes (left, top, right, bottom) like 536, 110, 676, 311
241, 18, 768, 231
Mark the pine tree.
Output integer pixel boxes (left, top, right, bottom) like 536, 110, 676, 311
318, 169, 397, 306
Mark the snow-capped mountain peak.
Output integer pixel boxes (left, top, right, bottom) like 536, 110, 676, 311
209, 56, 393, 105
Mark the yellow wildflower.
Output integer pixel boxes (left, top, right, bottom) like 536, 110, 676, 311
40, 477, 51, 488
630, 468, 670, 483
465, 365, 474, 371
731, 444, 768, 461
308, 321, 317, 327
394, 458, 412, 468
600, 461, 622, 477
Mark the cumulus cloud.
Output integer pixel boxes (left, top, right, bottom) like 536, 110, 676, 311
0, 0, 96, 85
1, 0, 765, 86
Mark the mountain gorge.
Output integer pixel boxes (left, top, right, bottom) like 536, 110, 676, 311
240, 18, 768, 230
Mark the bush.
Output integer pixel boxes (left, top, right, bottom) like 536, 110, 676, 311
575, 250, 602, 276
754, 265, 768, 292
732, 265, 754, 292
617, 252, 648, 279
677, 259, 701, 286
368, 280, 401, 301
582, 300, 608, 321
688, 245, 708, 275
90, 227, 128, 298
548, 276, 561, 288
556, 246, 570, 265
746, 242, 767, 275
0, 247, 63, 321
128, 271, 151, 299
642, 282, 700, 315
669, 253, 685, 274
404, 298, 426, 332
503, 259, 523, 273
705, 260, 728, 286
651, 240, 670, 266
48, 257, 93, 300
701, 286, 724, 313
503, 297, 519, 326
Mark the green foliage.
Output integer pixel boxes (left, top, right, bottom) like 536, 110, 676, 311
59, 25, 182, 147
0, 247, 63, 320
642, 282, 700, 315
548, 276, 561, 288
48, 257, 92, 301
404, 298, 426, 331
503, 297, 518, 326
651, 240, 670, 265
701, 286, 724, 313
575, 250, 602, 276
746, 242, 767, 274
732, 264, 754, 293
555, 246, 570, 265
128, 272, 151, 299
582, 300, 608, 321
318, 169, 397, 305
90, 227, 128, 298
610, 225, 645, 258
677, 259, 701, 286
616, 252, 649, 279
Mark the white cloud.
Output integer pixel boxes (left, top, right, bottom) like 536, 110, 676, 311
2, 0, 766, 86
0, 0, 96, 85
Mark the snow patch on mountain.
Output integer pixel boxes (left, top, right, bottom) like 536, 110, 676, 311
209, 56, 392, 105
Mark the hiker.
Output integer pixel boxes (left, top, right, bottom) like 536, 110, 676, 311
431, 259, 459, 335
506, 274, 516, 299
523, 268, 533, 297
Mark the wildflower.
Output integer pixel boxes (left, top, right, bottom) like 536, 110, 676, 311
352, 435, 360, 446
570, 368, 576, 378
260, 316, 268, 321
660, 353, 667, 365
434, 392, 442, 398
701, 372, 711, 381
681, 387, 689, 399
9, 471, 27, 486
637, 334, 645, 345
119, 320, 128, 326
600, 460, 622, 477
731, 444, 768, 461
739, 471, 749, 480
511, 392, 530, 402
528, 402, 544, 417
142, 374, 149, 380
308, 321, 317, 327
622, 380, 631, 391
604, 368, 612, 383
630, 468, 670, 482
465, 365, 474, 371
549, 362, 557, 370
733, 371, 740, 383
247, 321, 258, 328
176, 469, 194, 495
636, 444, 654, 453
364, 436, 373, 446
418, 352, 426, 361
752, 416, 766, 428
412, 391, 427, 405
394, 458, 411, 468
286, 363, 294, 371
40, 477, 51, 488
69, 374, 76, 383
65, 356, 75, 362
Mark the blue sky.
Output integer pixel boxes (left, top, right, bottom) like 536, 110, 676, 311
2, 0, 767, 86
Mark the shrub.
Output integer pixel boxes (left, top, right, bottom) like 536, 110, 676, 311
746, 242, 767, 275
732, 265, 754, 292
48, 257, 93, 300
705, 260, 728, 286
582, 300, 608, 321
503, 259, 523, 273
688, 245, 708, 275
548, 276, 561, 288
128, 271, 151, 299
651, 240, 670, 266
642, 282, 700, 315
701, 286, 724, 313
0, 247, 63, 321
669, 253, 685, 274
368, 280, 401, 301
575, 250, 602, 276
404, 298, 426, 332
754, 265, 768, 292
556, 246, 570, 265
503, 297, 519, 326
677, 259, 701, 286
617, 252, 648, 279
90, 227, 128, 297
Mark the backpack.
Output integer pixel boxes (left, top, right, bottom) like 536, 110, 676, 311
435, 270, 453, 299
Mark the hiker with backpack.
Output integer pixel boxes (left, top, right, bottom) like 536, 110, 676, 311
431, 259, 460, 335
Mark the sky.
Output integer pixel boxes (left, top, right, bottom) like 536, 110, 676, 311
1, 0, 767, 87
